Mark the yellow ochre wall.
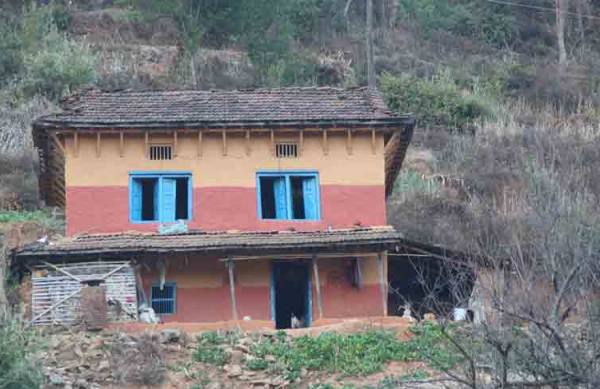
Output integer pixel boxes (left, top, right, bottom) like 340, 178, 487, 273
64, 131, 385, 187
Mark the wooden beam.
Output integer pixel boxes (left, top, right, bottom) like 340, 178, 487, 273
173, 131, 178, 157
50, 133, 65, 154
119, 131, 124, 157
144, 131, 149, 158
227, 257, 238, 321
299, 130, 304, 156
197, 130, 203, 158
312, 255, 323, 320
377, 252, 387, 316
346, 129, 353, 155
322, 129, 328, 155
371, 128, 376, 154
245, 129, 251, 156
222, 130, 227, 156
270, 129, 275, 156
73, 131, 79, 158
96, 132, 102, 158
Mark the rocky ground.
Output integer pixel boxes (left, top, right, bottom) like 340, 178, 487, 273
39, 321, 452, 389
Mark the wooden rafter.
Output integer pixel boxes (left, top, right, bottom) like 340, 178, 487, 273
119, 131, 124, 157
96, 132, 102, 158
197, 130, 203, 158
346, 129, 353, 155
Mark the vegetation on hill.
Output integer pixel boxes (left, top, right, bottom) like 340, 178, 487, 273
0, 1, 599, 387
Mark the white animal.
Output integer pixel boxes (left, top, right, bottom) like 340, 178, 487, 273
291, 313, 304, 329
139, 303, 159, 324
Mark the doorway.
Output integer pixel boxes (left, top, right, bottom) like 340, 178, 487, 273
272, 261, 311, 329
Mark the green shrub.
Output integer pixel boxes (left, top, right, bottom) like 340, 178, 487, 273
397, 0, 515, 47
380, 72, 490, 131
193, 331, 239, 366
22, 30, 96, 100
0, 317, 44, 389
243, 324, 461, 380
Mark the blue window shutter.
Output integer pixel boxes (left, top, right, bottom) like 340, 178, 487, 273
153, 179, 160, 220
302, 176, 319, 220
273, 177, 288, 219
131, 178, 142, 221
161, 178, 177, 222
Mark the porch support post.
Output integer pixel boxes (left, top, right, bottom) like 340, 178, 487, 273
227, 256, 238, 321
377, 252, 387, 316
312, 255, 323, 320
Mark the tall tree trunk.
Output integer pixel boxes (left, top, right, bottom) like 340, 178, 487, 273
556, 0, 569, 69
366, 0, 375, 88
0, 236, 8, 321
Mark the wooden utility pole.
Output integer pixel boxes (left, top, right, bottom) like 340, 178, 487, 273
366, 0, 375, 88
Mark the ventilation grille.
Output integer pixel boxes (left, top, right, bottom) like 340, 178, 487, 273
149, 145, 173, 160
275, 143, 298, 158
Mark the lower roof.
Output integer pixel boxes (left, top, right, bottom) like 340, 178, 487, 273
15, 227, 403, 262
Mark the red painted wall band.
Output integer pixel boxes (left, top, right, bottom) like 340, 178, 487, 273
66, 185, 386, 235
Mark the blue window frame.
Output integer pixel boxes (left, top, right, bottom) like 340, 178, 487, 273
150, 282, 176, 315
129, 172, 192, 223
256, 171, 320, 220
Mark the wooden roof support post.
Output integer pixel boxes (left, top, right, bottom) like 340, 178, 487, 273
377, 252, 388, 316
173, 130, 178, 158
346, 129, 353, 155
96, 132, 102, 158
245, 129, 251, 156
227, 257, 239, 322
144, 131, 149, 158
270, 129, 275, 156
299, 129, 304, 156
222, 130, 227, 156
51, 132, 65, 155
371, 128, 377, 154
119, 131, 124, 157
322, 129, 329, 155
73, 131, 79, 158
197, 130, 203, 158
312, 255, 324, 320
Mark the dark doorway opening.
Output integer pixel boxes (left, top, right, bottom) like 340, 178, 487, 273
140, 178, 158, 221
272, 262, 311, 329
174, 177, 189, 220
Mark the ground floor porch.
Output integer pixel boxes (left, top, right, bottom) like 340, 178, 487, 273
15, 227, 400, 328
138, 253, 388, 329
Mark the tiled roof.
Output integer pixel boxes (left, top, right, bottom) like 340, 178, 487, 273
16, 227, 403, 260
34, 87, 412, 129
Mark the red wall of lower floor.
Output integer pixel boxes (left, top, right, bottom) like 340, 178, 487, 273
66, 185, 386, 235
141, 260, 385, 324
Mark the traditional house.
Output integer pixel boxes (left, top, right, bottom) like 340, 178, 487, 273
16, 87, 415, 329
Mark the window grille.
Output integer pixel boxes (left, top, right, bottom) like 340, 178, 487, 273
149, 145, 173, 160
151, 284, 176, 314
275, 143, 298, 158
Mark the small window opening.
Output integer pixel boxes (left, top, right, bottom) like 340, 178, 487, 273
290, 177, 306, 219
149, 144, 173, 160
259, 176, 278, 219
276, 143, 298, 158
141, 178, 158, 221
151, 284, 176, 314
175, 177, 189, 220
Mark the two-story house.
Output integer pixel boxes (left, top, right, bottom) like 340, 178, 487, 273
17, 87, 415, 329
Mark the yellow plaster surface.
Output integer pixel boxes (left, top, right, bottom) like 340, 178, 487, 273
64, 131, 385, 187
